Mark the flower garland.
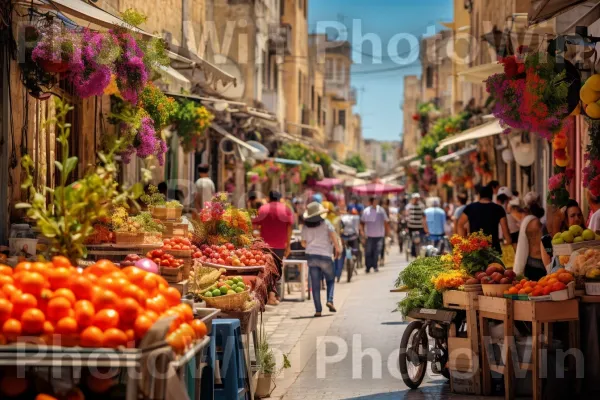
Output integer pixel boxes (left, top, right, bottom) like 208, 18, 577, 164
548, 122, 574, 206
485, 50, 570, 140
112, 31, 148, 105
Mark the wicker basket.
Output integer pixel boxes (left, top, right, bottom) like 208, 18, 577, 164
200, 290, 249, 311
481, 283, 513, 298
585, 281, 600, 296
150, 206, 183, 220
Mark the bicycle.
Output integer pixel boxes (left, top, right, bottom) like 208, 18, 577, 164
398, 307, 466, 388
342, 235, 360, 282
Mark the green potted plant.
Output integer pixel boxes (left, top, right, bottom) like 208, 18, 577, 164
255, 323, 291, 398
16, 98, 142, 263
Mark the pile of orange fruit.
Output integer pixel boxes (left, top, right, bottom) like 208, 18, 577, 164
504, 269, 574, 297
0, 257, 207, 353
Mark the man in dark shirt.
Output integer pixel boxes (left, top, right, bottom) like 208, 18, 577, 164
457, 184, 511, 252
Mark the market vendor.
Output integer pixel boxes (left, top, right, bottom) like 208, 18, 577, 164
541, 200, 585, 268
513, 192, 546, 280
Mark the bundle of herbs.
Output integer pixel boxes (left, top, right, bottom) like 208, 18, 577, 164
395, 256, 447, 317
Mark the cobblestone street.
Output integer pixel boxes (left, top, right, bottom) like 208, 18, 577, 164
260, 249, 499, 400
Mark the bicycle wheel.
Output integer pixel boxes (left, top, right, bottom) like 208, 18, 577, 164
346, 258, 353, 282
399, 320, 428, 389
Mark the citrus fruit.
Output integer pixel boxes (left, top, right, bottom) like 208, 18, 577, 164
103, 328, 128, 348
52, 288, 76, 305
69, 275, 93, 300
18, 272, 45, 296
190, 319, 208, 338
55, 316, 78, 335
587, 101, 600, 118
48, 267, 70, 290
80, 326, 104, 348
583, 229, 596, 241
581, 84, 600, 104
11, 292, 38, 319
46, 296, 72, 322
92, 309, 119, 331
211, 289, 221, 297
0, 299, 13, 323
569, 225, 583, 237
587, 74, 600, 91
2, 318, 22, 341
74, 300, 95, 328
560, 231, 575, 243
21, 308, 45, 335
574, 236, 584, 243
134, 314, 153, 340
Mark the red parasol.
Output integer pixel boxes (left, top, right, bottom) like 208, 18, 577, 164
350, 183, 405, 195
315, 178, 344, 189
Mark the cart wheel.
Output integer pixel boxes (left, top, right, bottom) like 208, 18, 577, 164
399, 320, 428, 389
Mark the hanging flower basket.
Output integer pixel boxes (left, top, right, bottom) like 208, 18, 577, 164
485, 49, 579, 140
38, 59, 70, 74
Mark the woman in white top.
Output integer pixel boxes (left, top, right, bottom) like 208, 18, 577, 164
301, 202, 342, 317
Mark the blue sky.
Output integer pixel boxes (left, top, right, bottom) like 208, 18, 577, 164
309, 0, 453, 141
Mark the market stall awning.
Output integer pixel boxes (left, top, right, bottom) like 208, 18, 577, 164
436, 120, 504, 152
331, 160, 357, 176
528, 0, 586, 25
434, 146, 477, 163
350, 183, 405, 195
458, 63, 504, 84
315, 178, 344, 189
158, 66, 191, 92
286, 122, 320, 132
211, 123, 259, 154
380, 170, 405, 184
272, 157, 302, 166
345, 178, 367, 187
357, 170, 375, 179
36, 0, 236, 88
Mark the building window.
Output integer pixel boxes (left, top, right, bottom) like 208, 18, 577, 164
338, 109, 346, 128
311, 85, 315, 110
317, 96, 322, 124
336, 62, 343, 82
426, 66, 434, 88
323, 111, 327, 126
274, 62, 279, 90
280, 0, 284, 16
325, 59, 333, 80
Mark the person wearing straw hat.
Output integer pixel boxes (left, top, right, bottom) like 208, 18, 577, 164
301, 202, 342, 317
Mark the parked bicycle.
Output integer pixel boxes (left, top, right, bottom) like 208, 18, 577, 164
398, 307, 466, 388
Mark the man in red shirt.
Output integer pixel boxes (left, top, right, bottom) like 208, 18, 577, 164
253, 191, 294, 305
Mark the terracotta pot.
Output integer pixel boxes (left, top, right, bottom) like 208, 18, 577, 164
38, 59, 70, 74
255, 374, 273, 398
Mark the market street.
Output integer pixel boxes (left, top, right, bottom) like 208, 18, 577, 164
263, 249, 500, 400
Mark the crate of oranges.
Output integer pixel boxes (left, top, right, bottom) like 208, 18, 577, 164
0, 257, 208, 356
503, 269, 575, 301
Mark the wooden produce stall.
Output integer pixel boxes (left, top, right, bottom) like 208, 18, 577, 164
443, 290, 482, 395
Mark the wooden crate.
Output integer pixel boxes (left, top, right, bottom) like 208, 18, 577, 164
513, 299, 578, 322
445, 291, 482, 395
443, 290, 479, 310
160, 265, 183, 283
163, 221, 188, 237
478, 295, 510, 314
169, 279, 189, 296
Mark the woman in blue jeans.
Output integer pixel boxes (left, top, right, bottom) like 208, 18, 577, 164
301, 202, 342, 317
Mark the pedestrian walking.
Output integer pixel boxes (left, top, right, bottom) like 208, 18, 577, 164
301, 202, 341, 317
423, 197, 446, 249
323, 201, 344, 282
253, 191, 294, 306
194, 165, 215, 212
405, 193, 425, 257
457, 184, 511, 253
360, 197, 390, 273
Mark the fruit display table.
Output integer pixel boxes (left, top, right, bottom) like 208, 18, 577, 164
478, 296, 579, 400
